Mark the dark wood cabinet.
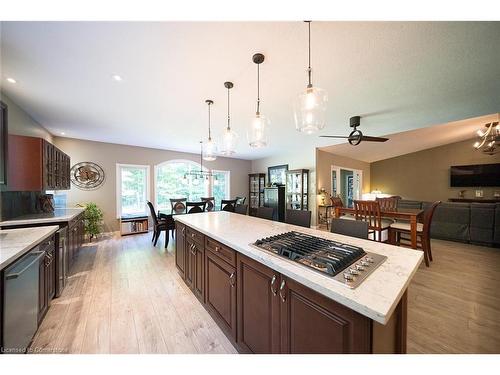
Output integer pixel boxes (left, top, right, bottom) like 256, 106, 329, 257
68, 213, 85, 269
248, 173, 266, 217
0, 101, 7, 186
38, 250, 48, 324
177, 223, 407, 354
7, 134, 70, 191
205, 247, 237, 340
175, 222, 186, 278
236, 254, 281, 353
279, 275, 371, 353
45, 241, 56, 302
38, 235, 56, 324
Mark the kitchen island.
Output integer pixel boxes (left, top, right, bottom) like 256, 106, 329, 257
174, 211, 423, 354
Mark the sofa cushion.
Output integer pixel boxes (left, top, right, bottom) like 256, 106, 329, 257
470, 203, 495, 245
397, 200, 422, 210
493, 204, 500, 245
430, 203, 470, 242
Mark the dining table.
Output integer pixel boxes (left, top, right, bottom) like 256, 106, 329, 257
334, 206, 425, 249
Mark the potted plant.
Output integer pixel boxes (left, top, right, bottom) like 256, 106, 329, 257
83, 202, 103, 241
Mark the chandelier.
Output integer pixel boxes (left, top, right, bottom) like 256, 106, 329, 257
247, 53, 269, 148
183, 141, 217, 185
473, 122, 499, 155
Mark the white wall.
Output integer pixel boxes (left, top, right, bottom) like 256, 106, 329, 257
54, 137, 252, 232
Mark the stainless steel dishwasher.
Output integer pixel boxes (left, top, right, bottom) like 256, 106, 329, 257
2, 246, 45, 353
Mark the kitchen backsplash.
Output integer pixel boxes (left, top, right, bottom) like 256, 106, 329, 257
1, 191, 45, 220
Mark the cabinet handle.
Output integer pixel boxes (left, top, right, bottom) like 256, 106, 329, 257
191, 233, 195, 238
279, 279, 286, 303
215, 246, 220, 252
191, 244, 197, 255
270, 275, 278, 296
182, 227, 186, 234
229, 272, 235, 287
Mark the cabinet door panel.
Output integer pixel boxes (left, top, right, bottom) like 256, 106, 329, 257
193, 243, 204, 301
175, 223, 186, 277
280, 276, 371, 353
38, 252, 48, 324
237, 254, 280, 353
185, 240, 194, 288
205, 251, 236, 339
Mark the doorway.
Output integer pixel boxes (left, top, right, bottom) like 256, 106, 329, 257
331, 166, 363, 208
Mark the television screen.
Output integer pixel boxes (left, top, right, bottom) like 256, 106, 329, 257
450, 163, 500, 187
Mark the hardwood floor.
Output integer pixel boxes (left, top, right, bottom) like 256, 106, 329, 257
31, 232, 500, 354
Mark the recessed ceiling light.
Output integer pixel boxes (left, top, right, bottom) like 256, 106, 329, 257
60, 132, 65, 135
112, 75, 123, 82
6, 77, 17, 84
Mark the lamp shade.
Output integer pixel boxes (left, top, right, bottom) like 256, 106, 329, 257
220, 127, 238, 155
247, 113, 269, 148
294, 86, 328, 134
202, 138, 217, 161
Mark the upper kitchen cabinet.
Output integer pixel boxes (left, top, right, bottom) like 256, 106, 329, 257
0, 101, 7, 185
8, 135, 71, 191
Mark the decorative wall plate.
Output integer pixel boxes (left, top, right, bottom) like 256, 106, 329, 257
70, 162, 105, 190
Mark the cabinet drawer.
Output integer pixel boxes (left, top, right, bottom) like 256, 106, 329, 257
206, 237, 236, 267
176, 222, 186, 237
40, 235, 55, 253
186, 226, 204, 246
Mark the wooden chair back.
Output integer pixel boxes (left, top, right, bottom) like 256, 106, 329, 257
170, 198, 187, 214
285, 209, 311, 228
201, 197, 215, 212
221, 199, 238, 212
234, 204, 248, 215
376, 196, 400, 212
235, 196, 246, 205
147, 201, 159, 225
353, 200, 383, 230
186, 201, 207, 214
256, 206, 274, 220
422, 201, 441, 238
330, 196, 344, 208
330, 218, 369, 239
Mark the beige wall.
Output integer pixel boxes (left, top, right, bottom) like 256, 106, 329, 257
0, 93, 53, 142
251, 149, 317, 226
54, 137, 252, 232
371, 138, 500, 202
316, 149, 371, 199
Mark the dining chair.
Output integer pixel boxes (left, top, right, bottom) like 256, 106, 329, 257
256, 206, 274, 220
285, 209, 311, 228
186, 201, 207, 214
389, 201, 441, 267
235, 196, 246, 205
234, 204, 248, 215
376, 196, 400, 212
147, 201, 172, 248
330, 196, 355, 222
353, 200, 392, 242
201, 197, 215, 212
330, 218, 369, 239
170, 198, 187, 214
221, 199, 238, 212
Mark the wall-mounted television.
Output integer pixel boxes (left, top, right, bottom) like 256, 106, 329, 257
450, 163, 500, 187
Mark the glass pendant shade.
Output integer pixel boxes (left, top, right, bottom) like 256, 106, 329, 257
202, 138, 217, 161
220, 127, 238, 155
247, 113, 269, 148
294, 86, 328, 134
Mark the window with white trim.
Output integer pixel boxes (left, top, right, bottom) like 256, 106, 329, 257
116, 164, 150, 218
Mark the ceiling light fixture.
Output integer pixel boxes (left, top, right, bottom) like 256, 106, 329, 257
294, 21, 328, 134
220, 81, 238, 155
6, 77, 17, 84
112, 75, 123, 82
473, 121, 499, 155
60, 132, 65, 135
202, 99, 217, 161
247, 53, 269, 148
183, 141, 217, 183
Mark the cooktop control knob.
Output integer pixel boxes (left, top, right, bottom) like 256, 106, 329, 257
343, 273, 354, 281
360, 261, 370, 267
349, 268, 360, 275
365, 256, 374, 263
355, 264, 365, 271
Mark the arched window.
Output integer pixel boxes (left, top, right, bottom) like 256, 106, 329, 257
155, 159, 230, 211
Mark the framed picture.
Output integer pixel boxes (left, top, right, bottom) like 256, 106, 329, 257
268, 164, 288, 186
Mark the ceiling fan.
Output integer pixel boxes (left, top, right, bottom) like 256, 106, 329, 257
320, 116, 389, 146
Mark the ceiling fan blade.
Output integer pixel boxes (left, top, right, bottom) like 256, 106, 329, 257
319, 135, 350, 138
360, 135, 389, 142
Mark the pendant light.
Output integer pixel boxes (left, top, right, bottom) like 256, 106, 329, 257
202, 99, 217, 161
294, 21, 328, 134
247, 53, 269, 148
220, 81, 238, 155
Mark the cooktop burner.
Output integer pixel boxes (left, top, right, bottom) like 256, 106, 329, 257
252, 231, 386, 288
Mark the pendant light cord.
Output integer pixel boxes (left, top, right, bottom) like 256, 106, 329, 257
207, 102, 212, 140
227, 86, 231, 131
307, 20, 312, 88
256, 63, 260, 115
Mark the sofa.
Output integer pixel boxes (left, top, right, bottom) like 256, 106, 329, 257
397, 200, 500, 247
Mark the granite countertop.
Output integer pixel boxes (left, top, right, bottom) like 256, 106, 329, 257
0, 208, 85, 227
174, 211, 423, 325
0, 226, 59, 270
